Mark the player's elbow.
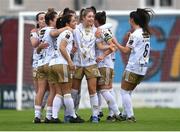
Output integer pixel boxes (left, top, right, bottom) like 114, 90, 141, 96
50, 30, 58, 37
123, 49, 130, 54
119, 47, 130, 54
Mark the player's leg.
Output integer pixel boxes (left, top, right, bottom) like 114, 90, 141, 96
71, 79, 81, 112
98, 67, 122, 121
61, 64, 84, 123
71, 66, 83, 113
120, 70, 144, 122
42, 65, 55, 123
86, 64, 101, 123
97, 89, 103, 118
51, 83, 63, 123
34, 80, 47, 123
44, 64, 61, 123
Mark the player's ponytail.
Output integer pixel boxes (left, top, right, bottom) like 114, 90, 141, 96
45, 8, 57, 25
62, 7, 76, 16
56, 14, 73, 29
95, 11, 106, 25
79, 8, 85, 22
130, 8, 154, 34
47, 8, 55, 13
89, 6, 96, 14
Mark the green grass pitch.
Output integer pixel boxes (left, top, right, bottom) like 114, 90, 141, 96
0, 108, 180, 131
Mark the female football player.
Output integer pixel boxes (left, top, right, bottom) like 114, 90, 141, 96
72, 7, 112, 123
49, 14, 84, 123
30, 12, 50, 121
30, 12, 46, 94
112, 8, 154, 122
33, 8, 58, 123
94, 11, 123, 122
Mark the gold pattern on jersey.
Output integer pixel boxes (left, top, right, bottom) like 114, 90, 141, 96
79, 27, 94, 42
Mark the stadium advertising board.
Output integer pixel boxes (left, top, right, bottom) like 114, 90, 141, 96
0, 85, 35, 109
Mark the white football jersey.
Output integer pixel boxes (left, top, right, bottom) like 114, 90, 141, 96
96, 38, 114, 69
49, 30, 73, 66
37, 27, 56, 67
73, 23, 97, 67
126, 28, 150, 75
30, 31, 40, 68
99, 23, 112, 30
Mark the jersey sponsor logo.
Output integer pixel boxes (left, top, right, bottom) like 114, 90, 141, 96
65, 34, 70, 39
40, 29, 45, 35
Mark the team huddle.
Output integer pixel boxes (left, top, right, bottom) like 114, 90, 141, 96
30, 6, 153, 124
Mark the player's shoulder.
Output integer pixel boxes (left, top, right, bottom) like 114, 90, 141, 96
30, 28, 39, 38
64, 29, 72, 34
61, 30, 72, 39
102, 28, 112, 35
75, 23, 82, 30
132, 28, 143, 37
92, 25, 97, 32
31, 28, 38, 33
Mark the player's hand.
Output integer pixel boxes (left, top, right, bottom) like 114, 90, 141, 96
31, 28, 38, 33
71, 46, 77, 54
96, 56, 104, 63
39, 42, 48, 49
68, 61, 76, 71
112, 37, 118, 46
109, 43, 116, 52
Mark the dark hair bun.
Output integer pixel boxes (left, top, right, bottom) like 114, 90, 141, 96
63, 8, 70, 14
102, 11, 106, 16
90, 6, 96, 14
48, 8, 55, 12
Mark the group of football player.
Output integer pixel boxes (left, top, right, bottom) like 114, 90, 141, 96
30, 6, 153, 124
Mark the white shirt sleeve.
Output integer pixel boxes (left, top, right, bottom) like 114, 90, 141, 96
30, 32, 39, 39
61, 30, 73, 44
126, 33, 138, 49
96, 37, 103, 43
99, 23, 112, 29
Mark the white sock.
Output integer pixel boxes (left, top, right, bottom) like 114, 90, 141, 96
101, 90, 120, 117
46, 106, 52, 120
109, 89, 115, 97
90, 93, 99, 117
64, 94, 76, 118
64, 107, 70, 117
97, 90, 102, 113
122, 104, 127, 117
120, 89, 134, 118
71, 89, 80, 112
35, 105, 41, 118
52, 94, 63, 119
64, 99, 71, 117
109, 89, 115, 116
76, 93, 81, 111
